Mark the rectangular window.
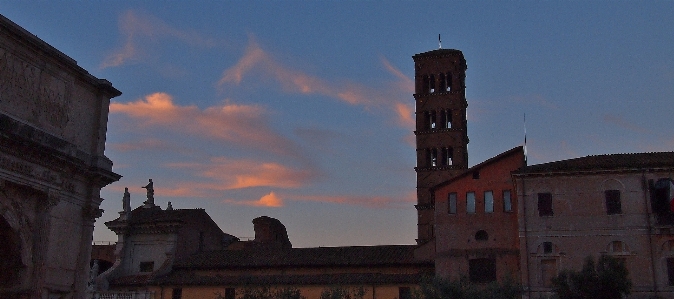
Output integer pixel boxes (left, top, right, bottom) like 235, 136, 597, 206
225, 288, 236, 299
605, 190, 622, 215
541, 259, 557, 288
503, 190, 512, 212
139, 261, 154, 272
172, 288, 182, 299
538, 193, 553, 216
398, 287, 411, 299
484, 191, 494, 213
448, 193, 457, 214
668, 258, 674, 286
543, 242, 553, 254
469, 258, 496, 283
466, 192, 476, 214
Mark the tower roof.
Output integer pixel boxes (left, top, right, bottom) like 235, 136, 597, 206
413, 48, 464, 60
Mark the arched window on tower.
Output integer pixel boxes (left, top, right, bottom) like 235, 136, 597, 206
429, 74, 436, 93
445, 110, 452, 128
429, 111, 436, 130
438, 73, 446, 92
430, 148, 438, 167
444, 147, 453, 166
422, 75, 430, 94
446, 72, 453, 91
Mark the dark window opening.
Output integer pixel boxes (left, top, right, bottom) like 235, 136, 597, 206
443, 147, 453, 166
446, 73, 452, 91
438, 73, 446, 91
0, 217, 21, 286
399, 287, 412, 299
430, 148, 438, 167
472, 171, 480, 180
172, 288, 182, 299
475, 230, 488, 241
429, 75, 435, 93
538, 193, 553, 216
652, 179, 674, 225
139, 261, 154, 272
445, 110, 452, 128
422, 75, 430, 93
605, 190, 622, 215
543, 242, 553, 254
469, 258, 496, 283
448, 193, 457, 214
429, 111, 436, 129
503, 190, 512, 212
225, 288, 236, 299
668, 258, 674, 286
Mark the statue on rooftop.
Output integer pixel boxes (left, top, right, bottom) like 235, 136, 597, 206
122, 187, 131, 214
142, 179, 154, 206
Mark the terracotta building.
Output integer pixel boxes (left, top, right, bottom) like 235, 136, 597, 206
514, 152, 674, 299
433, 146, 524, 283
413, 48, 469, 260
0, 14, 121, 299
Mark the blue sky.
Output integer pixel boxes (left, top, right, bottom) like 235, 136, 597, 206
2, 1, 673, 247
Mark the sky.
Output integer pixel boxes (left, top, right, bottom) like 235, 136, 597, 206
2, 2, 673, 248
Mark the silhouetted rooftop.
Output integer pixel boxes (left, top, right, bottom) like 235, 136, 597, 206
517, 151, 674, 175
174, 245, 430, 269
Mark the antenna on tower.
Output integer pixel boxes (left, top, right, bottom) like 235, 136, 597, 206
524, 113, 528, 165
438, 34, 442, 49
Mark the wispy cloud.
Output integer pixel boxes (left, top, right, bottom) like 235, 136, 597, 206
602, 114, 648, 134
101, 10, 215, 68
218, 38, 415, 128
223, 191, 284, 208
109, 138, 193, 155
109, 92, 300, 156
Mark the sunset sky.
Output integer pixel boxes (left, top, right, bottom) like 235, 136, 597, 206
2, 2, 673, 247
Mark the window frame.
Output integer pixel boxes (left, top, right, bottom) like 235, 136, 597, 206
448, 193, 457, 214
538, 193, 553, 217
466, 192, 476, 214
484, 191, 494, 213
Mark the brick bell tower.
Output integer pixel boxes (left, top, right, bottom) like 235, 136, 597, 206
413, 48, 468, 245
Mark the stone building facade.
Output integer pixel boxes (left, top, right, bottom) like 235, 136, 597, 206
515, 152, 674, 299
0, 14, 121, 299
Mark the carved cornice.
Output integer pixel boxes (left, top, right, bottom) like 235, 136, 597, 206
415, 204, 435, 211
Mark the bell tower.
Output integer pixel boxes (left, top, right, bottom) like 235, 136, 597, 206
413, 49, 468, 245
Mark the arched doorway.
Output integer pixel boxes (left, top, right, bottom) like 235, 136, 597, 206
0, 216, 21, 286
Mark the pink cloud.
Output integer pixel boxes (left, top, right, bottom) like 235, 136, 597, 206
101, 10, 215, 68
109, 92, 299, 156
218, 38, 415, 128
223, 192, 284, 208
164, 156, 317, 192
603, 114, 648, 134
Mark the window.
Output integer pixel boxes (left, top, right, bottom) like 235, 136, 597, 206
448, 193, 457, 214
429, 74, 435, 93
446, 72, 452, 91
503, 190, 512, 212
438, 73, 446, 92
444, 147, 453, 166
538, 193, 553, 216
543, 242, 553, 254
430, 148, 438, 167
429, 111, 436, 129
172, 288, 182, 299
225, 288, 236, 299
445, 110, 452, 128
605, 190, 622, 215
475, 230, 488, 241
466, 192, 476, 214
469, 258, 496, 283
541, 259, 557, 287
399, 287, 412, 299
139, 261, 154, 272
484, 191, 494, 213
472, 171, 480, 179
